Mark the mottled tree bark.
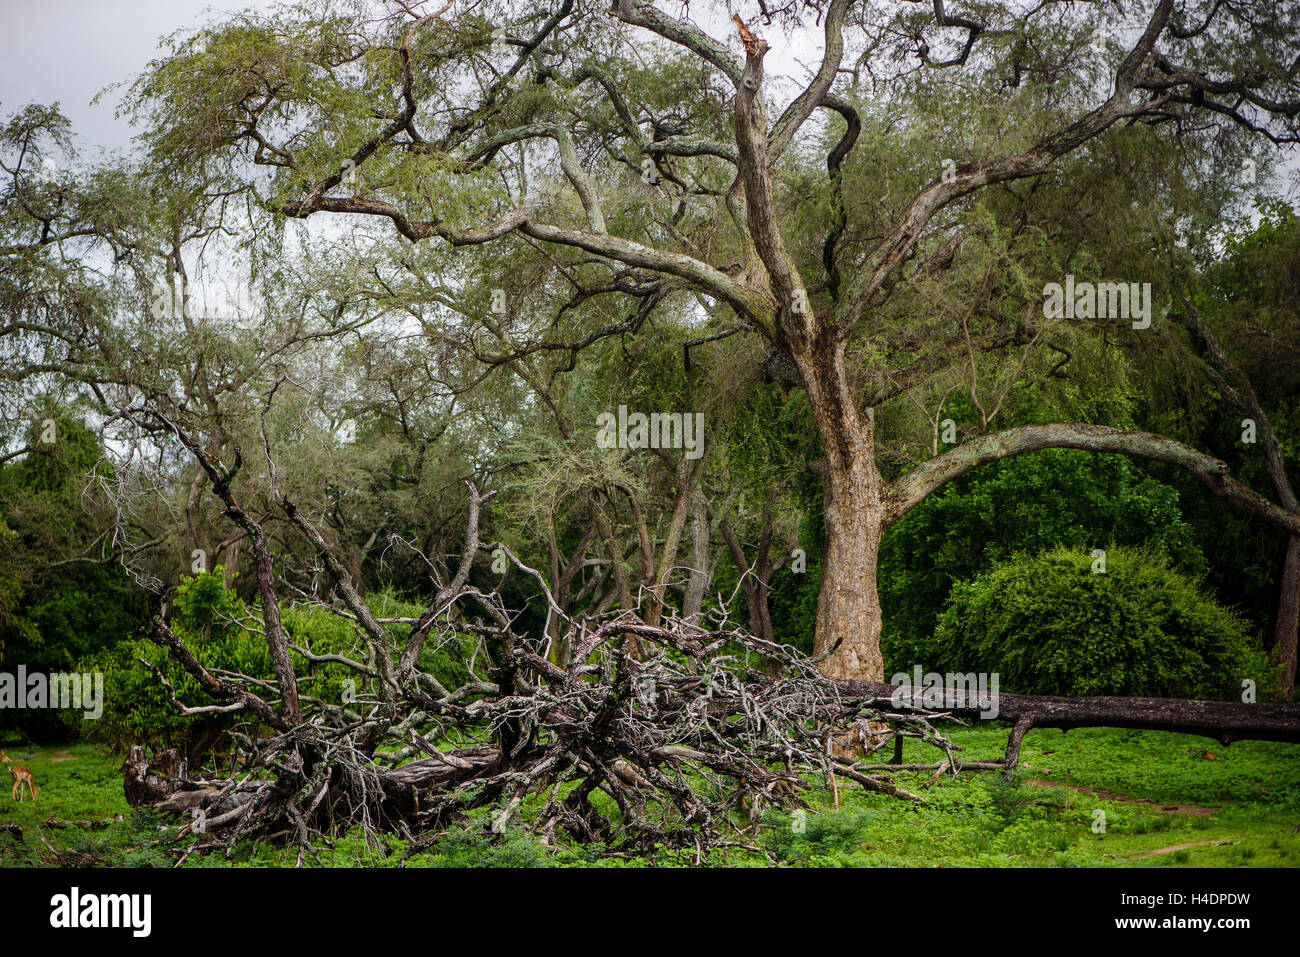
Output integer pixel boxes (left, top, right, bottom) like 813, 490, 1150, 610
682, 488, 709, 622
1272, 537, 1300, 698
790, 336, 886, 680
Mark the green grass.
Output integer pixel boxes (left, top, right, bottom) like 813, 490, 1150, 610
1, 726, 1297, 867
0, 742, 165, 867
747, 725, 1300, 868
0, 743, 131, 822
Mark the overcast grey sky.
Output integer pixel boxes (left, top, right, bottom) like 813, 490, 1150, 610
0, 0, 822, 160
0, 0, 278, 156
1, 0, 1291, 200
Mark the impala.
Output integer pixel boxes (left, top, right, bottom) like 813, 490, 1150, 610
1, 751, 37, 802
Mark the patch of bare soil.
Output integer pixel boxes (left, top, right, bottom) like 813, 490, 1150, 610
1025, 779, 1218, 816
1128, 839, 1240, 860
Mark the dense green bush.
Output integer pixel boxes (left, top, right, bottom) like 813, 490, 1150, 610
0, 562, 150, 741
0, 416, 154, 740
80, 572, 483, 757
922, 546, 1273, 699
81, 568, 273, 757
880, 450, 1207, 673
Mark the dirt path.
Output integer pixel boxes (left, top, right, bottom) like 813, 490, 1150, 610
1128, 839, 1240, 860
1025, 779, 1217, 816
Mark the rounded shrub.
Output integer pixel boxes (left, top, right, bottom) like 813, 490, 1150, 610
927, 546, 1274, 699
880, 449, 1207, 673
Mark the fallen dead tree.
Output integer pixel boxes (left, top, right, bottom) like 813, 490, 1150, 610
115, 432, 1300, 861
837, 681, 1300, 769
124, 602, 1300, 859
108, 421, 973, 862
123, 507, 1300, 864
125, 603, 967, 862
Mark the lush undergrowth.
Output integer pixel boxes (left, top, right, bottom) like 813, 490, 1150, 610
1, 727, 1296, 867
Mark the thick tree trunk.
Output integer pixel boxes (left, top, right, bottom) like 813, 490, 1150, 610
1272, 536, 1300, 699
793, 334, 886, 681
816, 462, 885, 680
729, 23, 887, 683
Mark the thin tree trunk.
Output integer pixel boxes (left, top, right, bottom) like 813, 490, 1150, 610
720, 512, 772, 649
1180, 298, 1300, 698
683, 488, 708, 622
646, 455, 704, 628
593, 506, 632, 613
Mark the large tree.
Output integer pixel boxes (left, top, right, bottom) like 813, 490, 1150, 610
65, 0, 1300, 681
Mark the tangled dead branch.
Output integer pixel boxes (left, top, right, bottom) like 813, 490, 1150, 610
125, 589, 964, 861
120, 476, 1300, 864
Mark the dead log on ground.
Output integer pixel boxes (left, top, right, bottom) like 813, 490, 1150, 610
836, 680, 1300, 768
